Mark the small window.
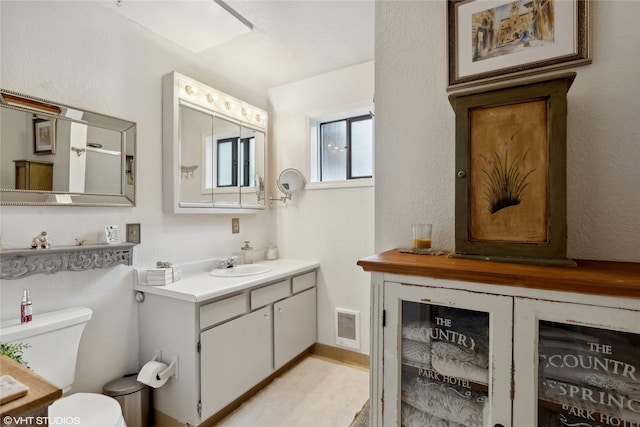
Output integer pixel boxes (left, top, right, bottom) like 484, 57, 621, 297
313, 114, 373, 183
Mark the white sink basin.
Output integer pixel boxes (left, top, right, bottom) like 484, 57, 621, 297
209, 264, 273, 277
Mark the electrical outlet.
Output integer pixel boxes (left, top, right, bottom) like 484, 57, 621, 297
232, 218, 240, 234
126, 223, 141, 243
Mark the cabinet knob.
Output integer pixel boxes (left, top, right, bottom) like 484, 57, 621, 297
457, 170, 467, 178
278, 307, 283, 312
264, 313, 270, 319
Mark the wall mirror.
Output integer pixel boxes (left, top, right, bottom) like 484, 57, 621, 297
271, 168, 306, 204
0, 89, 136, 206
163, 72, 267, 213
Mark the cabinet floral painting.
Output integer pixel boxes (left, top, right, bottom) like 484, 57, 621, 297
537, 321, 640, 426
470, 99, 548, 243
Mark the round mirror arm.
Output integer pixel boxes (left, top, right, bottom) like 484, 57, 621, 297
269, 168, 305, 205
269, 194, 292, 204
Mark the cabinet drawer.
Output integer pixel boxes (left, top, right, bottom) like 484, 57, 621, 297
292, 270, 316, 294
200, 294, 247, 329
251, 280, 290, 310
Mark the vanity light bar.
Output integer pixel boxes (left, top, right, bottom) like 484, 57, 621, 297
178, 79, 267, 130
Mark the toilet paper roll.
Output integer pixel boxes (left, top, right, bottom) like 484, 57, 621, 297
137, 361, 169, 388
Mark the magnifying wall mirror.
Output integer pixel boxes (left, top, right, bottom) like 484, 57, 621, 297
271, 168, 306, 204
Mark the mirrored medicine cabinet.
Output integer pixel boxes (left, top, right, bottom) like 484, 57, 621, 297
163, 72, 267, 213
0, 89, 136, 206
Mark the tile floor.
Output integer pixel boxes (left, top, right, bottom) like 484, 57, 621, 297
217, 356, 369, 427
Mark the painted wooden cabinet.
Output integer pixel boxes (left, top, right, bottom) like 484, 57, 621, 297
274, 287, 317, 370
513, 298, 640, 426
200, 306, 272, 419
137, 266, 318, 426
14, 159, 53, 191
358, 250, 640, 427
382, 283, 513, 426
200, 280, 317, 419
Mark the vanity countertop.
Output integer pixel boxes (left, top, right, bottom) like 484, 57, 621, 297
134, 258, 320, 303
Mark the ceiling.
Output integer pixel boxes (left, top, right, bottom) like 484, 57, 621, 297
101, 0, 375, 93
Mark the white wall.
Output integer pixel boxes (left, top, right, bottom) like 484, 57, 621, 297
268, 62, 375, 355
0, 1, 269, 393
374, 1, 640, 263
4, 0, 635, 396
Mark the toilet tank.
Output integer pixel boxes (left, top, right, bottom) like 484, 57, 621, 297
0, 307, 92, 392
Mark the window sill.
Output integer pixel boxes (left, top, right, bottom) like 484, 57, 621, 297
307, 179, 374, 191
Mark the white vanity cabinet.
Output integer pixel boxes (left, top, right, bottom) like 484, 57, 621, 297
358, 250, 640, 427
136, 260, 318, 426
274, 287, 317, 369
200, 305, 272, 419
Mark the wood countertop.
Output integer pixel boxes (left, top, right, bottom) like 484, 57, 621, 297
0, 355, 61, 417
357, 249, 640, 299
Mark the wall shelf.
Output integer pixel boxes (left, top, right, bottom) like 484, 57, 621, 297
0, 243, 136, 280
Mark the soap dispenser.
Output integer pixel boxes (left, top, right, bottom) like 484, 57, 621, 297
241, 241, 253, 264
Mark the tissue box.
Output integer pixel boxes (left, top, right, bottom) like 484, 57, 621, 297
146, 268, 172, 286
171, 266, 182, 282
146, 266, 181, 285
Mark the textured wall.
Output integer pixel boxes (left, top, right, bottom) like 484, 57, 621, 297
268, 62, 375, 355
374, 1, 640, 262
0, 1, 269, 393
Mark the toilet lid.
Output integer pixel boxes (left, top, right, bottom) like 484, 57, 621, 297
49, 393, 126, 427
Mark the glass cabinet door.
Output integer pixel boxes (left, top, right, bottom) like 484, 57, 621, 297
514, 298, 640, 426
383, 282, 513, 427
179, 104, 220, 207
178, 104, 244, 207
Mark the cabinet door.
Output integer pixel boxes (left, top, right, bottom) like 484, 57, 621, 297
274, 287, 317, 370
383, 282, 513, 427
514, 298, 640, 427
200, 306, 272, 419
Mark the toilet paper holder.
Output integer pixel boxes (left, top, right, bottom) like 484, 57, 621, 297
151, 353, 179, 380
157, 360, 176, 381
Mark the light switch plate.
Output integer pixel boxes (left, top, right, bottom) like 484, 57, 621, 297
232, 218, 240, 234
126, 223, 141, 243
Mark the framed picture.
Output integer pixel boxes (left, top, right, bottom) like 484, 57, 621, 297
105, 225, 121, 244
449, 72, 576, 266
33, 117, 57, 154
447, 0, 591, 90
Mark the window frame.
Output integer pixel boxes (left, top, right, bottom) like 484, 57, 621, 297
309, 107, 374, 188
319, 114, 372, 182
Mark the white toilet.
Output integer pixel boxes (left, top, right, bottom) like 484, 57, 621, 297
0, 307, 126, 427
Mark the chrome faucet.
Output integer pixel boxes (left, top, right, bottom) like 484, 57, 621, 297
218, 256, 237, 269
